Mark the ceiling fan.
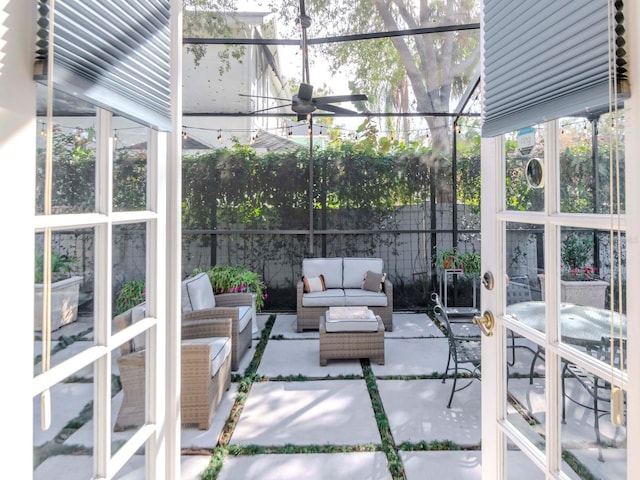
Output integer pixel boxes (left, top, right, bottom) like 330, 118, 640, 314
241, 0, 368, 120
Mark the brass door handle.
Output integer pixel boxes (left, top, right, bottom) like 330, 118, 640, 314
473, 310, 495, 337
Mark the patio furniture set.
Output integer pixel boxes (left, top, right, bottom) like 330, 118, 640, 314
114, 257, 393, 431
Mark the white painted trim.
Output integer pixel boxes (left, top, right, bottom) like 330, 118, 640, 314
163, 1, 184, 478
0, 1, 37, 473
624, 0, 640, 477
480, 135, 503, 479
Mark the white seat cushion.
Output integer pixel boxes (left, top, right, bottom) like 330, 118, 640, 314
344, 288, 388, 307
181, 273, 216, 312
182, 337, 231, 376
302, 289, 346, 307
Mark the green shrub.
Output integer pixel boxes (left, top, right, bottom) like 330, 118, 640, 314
192, 265, 267, 311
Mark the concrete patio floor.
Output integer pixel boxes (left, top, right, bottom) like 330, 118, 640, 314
32, 312, 626, 479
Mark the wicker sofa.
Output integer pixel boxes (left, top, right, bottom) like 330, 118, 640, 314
114, 303, 232, 430
296, 257, 393, 332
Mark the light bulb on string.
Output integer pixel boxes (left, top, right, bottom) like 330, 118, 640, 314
217, 130, 222, 142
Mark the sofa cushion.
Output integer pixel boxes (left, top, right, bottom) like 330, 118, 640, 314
302, 274, 326, 293
344, 288, 388, 307
362, 271, 386, 292
303, 257, 343, 289
302, 289, 346, 307
182, 336, 231, 376
181, 273, 215, 312
342, 258, 384, 288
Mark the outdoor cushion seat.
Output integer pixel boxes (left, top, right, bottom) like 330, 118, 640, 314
181, 272, 254, 371
114, 304, 232, 431
297, 257, 393, 332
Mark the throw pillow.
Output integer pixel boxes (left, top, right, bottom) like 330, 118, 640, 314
362, 271, 386, 292
302, 274, 326, 293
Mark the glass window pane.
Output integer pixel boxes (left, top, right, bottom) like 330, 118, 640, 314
34, 227, 95, 370
505, 125, 545, 212
560, 112, 625, 215
33, 370, 95, 478
113, 118, 149, 212
561, 366, 627, 477
36, 86, 97, 215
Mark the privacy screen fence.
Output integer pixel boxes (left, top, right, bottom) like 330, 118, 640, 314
180, 137, 482, 311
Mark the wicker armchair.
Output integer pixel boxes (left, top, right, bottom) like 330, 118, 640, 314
114, 305, 232, 431
181, 273, 254, 371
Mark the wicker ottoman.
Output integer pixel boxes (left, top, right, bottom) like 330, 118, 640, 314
319, 314, 385, 366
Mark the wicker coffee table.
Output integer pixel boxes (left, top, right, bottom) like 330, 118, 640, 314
319, 308, 385, 366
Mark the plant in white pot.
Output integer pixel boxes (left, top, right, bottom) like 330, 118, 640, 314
34, 252, 84, 331
539, 234, 608, 308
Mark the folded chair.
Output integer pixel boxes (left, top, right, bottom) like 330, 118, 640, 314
431, 292, 482, 408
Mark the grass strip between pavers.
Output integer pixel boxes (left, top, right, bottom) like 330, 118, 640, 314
200, 314, 277, 479
361, 359, 406, 480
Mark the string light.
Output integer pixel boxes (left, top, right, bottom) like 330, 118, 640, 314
182, 128, 188, 140
40, 123, 46, 136
217, 129, 222, 142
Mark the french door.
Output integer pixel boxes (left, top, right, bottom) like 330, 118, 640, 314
479, 114, 635, 479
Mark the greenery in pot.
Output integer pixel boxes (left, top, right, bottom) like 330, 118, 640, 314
192, 264, 267, 311
561, 234, 602, 281
434, 248, 480, 276
114, 279, 146, 316
35, 252, 77, 283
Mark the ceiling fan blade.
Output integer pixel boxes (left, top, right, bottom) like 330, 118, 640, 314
314, 94, 368, 104
250, 103, 292, 114
297, 83, 313, 102
239, 93, 291, 102
316, 103, 358, 115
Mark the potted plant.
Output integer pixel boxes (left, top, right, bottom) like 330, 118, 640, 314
34, 252, 84, 331
435, 248, 480, 277
192, 264, 267, 311
538, 234, 608, 308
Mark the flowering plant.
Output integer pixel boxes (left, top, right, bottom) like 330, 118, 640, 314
114, 279, 146, 315
561, 234, 603, 281
192, 264, 267, 311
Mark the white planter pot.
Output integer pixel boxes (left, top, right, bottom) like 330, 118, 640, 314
538, 274, 608, 309
34, 276, 84, 331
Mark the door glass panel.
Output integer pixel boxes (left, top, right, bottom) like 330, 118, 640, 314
505, 125, 545, 212
506, 445, 545, 479
113, 118, 149, 212
36, 86, 97, 215
33, 370, 95, 478
559, 113, 625, 215
505, 335, 547, 455
34, 227, 95, 370
505, 222, 545, 335
557, 228, 626, 353
560, 365, 627, 478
